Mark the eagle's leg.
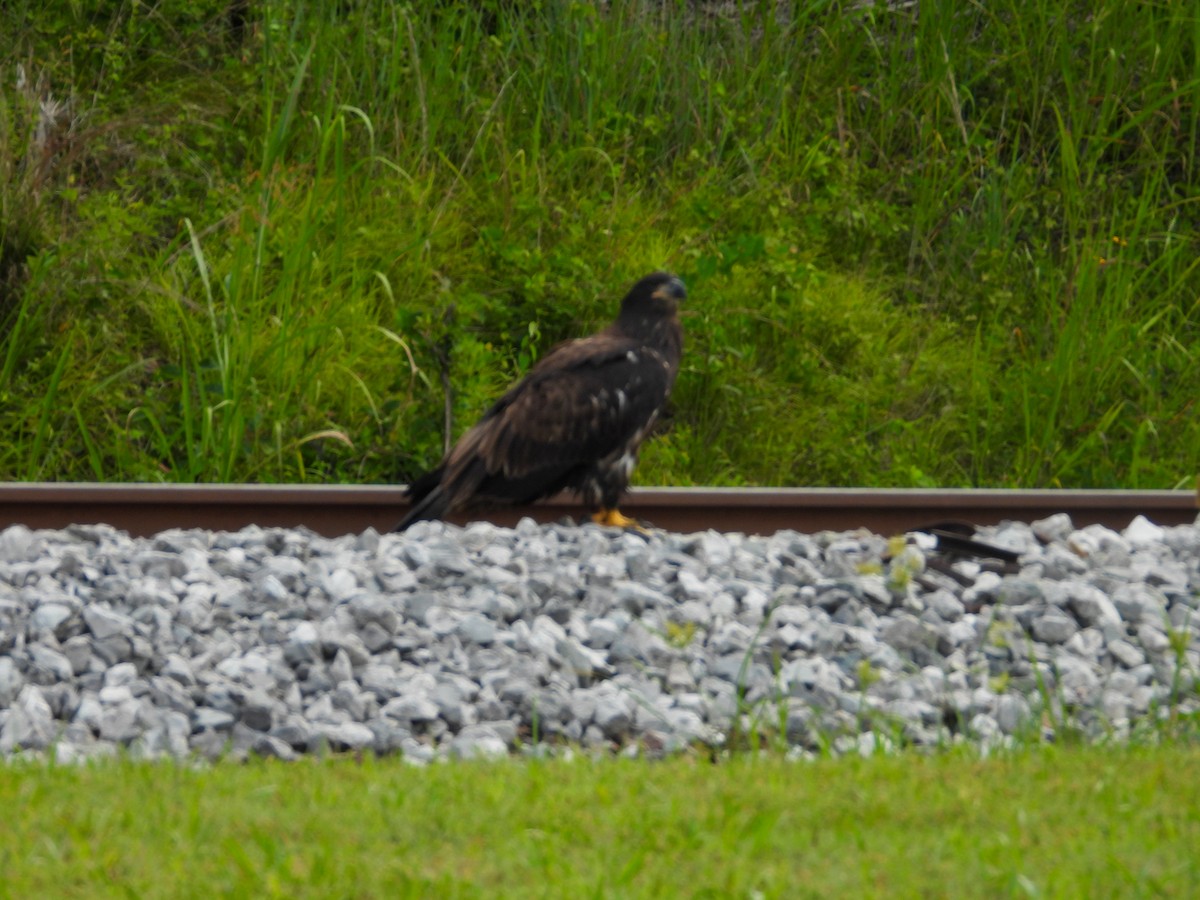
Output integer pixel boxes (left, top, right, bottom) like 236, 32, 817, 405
591, 507, 645, 531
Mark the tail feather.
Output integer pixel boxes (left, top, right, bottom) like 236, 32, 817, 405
395, 483, 450, 531
395, 465, 450, 532
395, 458, 491, 532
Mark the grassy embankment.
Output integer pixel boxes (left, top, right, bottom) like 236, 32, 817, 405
1, 1, 1197, 488
3, 6, 1200, 896
1, 745, 1198, 897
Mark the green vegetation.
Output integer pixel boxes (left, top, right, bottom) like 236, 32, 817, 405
0, 745, 1194, 897
2, 1, 1198, 488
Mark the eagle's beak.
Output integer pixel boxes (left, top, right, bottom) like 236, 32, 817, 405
652, 276, 687, 303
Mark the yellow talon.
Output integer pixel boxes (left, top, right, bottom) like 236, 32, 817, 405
591, 508, 643, 530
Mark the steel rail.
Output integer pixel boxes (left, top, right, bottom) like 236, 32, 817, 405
0, 482, 1195, 537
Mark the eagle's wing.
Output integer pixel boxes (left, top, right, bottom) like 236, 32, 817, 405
442, 332, 676, 504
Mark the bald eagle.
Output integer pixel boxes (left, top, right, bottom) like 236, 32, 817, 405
397, 271, 685, 531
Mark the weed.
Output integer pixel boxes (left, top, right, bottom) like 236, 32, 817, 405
1163, 604, 1199, 736
662, 620, 698, 650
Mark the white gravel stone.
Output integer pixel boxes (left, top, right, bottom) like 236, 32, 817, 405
28, 646, 74, 685
1031, 513, 1074, 544
82, 602, 135, 643
995, 693, 1032, 735
456, 612, 497, 645
1031, 610, 1077, 644
0, 525, 38, 563
1124, 515, 1165, 548
104, 662, 139, 689
30, 603, 73, 636
1067, 584, 1122, 629
315, 721, 374, 750
382, 696, 440, 723
0, 657, 24, 706
1108, 639, 1146, 668
0, 515, 1195, 761
1, 686, 56, 751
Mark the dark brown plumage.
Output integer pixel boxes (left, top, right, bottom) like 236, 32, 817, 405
397, 271, 685, 531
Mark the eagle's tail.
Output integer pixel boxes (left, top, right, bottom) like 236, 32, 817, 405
395, 457, 493, 532
395, 467, 449, 531
395, 486, 449, 531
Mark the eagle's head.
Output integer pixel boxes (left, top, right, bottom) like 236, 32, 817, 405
618, 271, 686, 323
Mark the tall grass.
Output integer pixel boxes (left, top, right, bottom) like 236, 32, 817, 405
0, 0, 1197, 488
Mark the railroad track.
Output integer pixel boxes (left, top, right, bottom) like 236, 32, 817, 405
0, 482, 1196, 537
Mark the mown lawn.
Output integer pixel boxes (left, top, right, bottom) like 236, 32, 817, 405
2, 744, 1197, 897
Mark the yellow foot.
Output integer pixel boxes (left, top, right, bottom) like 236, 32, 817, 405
590, 508, 645, 531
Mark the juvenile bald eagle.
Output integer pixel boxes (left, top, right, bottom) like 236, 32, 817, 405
397, 271, 685, 531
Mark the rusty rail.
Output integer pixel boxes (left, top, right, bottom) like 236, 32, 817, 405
0, 483, 1195, 537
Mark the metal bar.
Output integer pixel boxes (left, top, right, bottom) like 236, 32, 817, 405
0, 483, 1194, 537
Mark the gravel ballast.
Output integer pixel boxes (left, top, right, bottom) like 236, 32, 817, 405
1, 513, 1197, 762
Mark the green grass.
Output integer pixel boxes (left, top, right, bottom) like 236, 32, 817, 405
1, 0, 1197, 489
1, 744, 1197, 897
